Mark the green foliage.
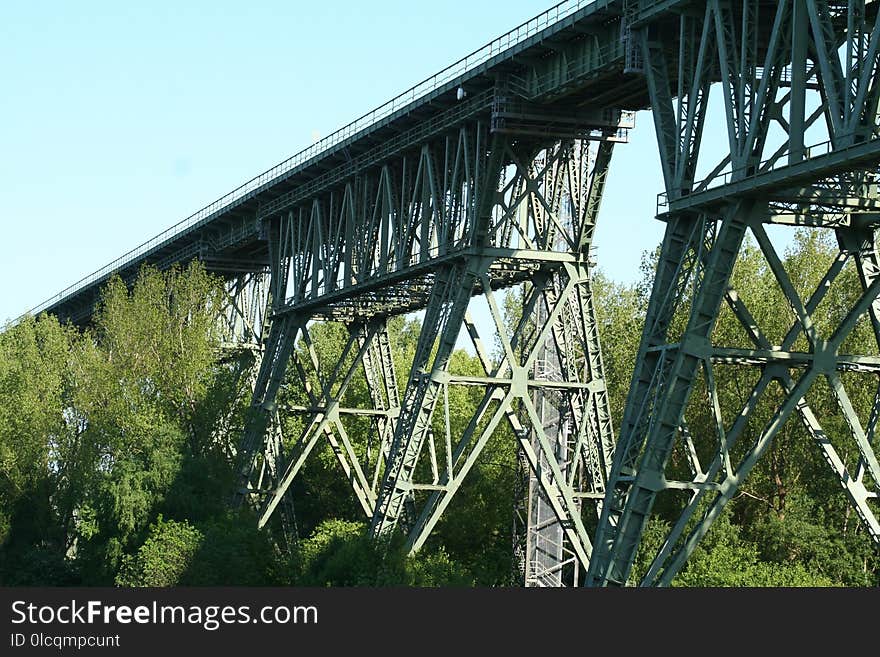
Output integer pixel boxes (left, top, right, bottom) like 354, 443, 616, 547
179, 512, 288, 586
0, 314, 83, 583
745, 498, 879, 587
117, 512, 287, 587
405, 547, 474, 586
69, 264, 226, 581
0, 315, 70, 493
296, 519, 473, 586
673, 512, 834, 587
116, 517, 203, 587
0, 263, 240, 585
2, 229, 879, 588
297, 520, 393, 586
90, 263, 221, 425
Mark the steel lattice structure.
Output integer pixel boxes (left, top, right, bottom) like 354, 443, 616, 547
25, 0, 880, 586
237, 123, 623, 580
588, 0, 880, 586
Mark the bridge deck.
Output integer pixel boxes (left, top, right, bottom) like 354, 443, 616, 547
29, 0, 655, 325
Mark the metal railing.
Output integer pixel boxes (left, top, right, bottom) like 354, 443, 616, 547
24, 0, 598, 321
656, 134, 864, 214
257, 90, 495, 220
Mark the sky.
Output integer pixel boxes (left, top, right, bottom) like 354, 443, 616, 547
0, 0, 668, 325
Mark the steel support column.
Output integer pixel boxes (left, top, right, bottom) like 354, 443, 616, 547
230, 93, 629, 583
590, 0, 880, 587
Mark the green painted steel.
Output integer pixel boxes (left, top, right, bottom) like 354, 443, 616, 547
238, 112, 629, 581
588, 0, 880, 587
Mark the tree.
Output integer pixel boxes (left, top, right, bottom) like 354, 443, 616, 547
116, 516, 203, 587
0, 314, 83, 584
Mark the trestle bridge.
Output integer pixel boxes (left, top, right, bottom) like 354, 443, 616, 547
27, 0, 880, 586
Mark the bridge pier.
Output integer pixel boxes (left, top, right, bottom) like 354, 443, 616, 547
234, 104, 626, 582
215, 270, 299, 544
589, 0, 880, 587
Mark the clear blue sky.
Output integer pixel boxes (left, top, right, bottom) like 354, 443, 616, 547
0, 0, 667, 324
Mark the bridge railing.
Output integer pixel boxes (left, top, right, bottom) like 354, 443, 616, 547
25, 0, 597, 321
655, 135, 858, 214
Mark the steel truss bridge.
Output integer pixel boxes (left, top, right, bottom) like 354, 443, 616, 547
27, 0, 880, 586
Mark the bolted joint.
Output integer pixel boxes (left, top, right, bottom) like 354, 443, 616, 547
812, 339, 838, 374
681, 334, 712, 359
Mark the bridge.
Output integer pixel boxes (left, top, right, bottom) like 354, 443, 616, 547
26, 0, 880, 586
